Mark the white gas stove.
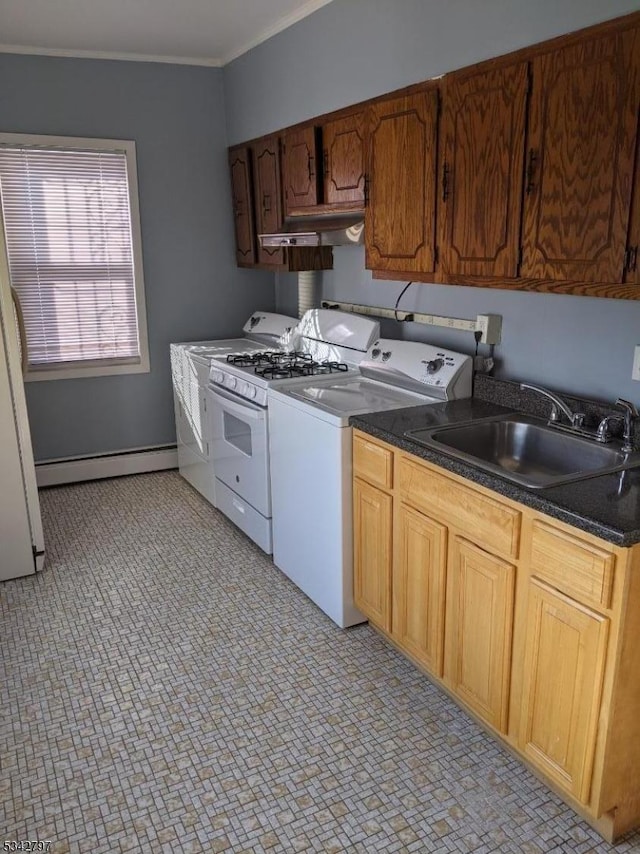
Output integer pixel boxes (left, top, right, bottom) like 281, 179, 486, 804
209, 309, 379, 407
206, 309, 380, 553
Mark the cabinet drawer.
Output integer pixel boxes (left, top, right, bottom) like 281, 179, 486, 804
398, 456, 520, 558
353, 435, 393, 489
530, 520, 615, 609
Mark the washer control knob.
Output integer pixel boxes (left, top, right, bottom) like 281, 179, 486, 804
371, 348, 381, 359
382, 351, 392, 362
426, 358, 444, 374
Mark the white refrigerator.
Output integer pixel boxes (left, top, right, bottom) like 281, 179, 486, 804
0, 210, 45, 580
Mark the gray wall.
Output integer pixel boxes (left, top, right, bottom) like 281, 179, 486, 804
0, 54, 275, 461
224, 0, 640, 405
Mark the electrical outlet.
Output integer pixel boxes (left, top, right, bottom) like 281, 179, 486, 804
475, 314, 502, 345
632, 346, 640, 381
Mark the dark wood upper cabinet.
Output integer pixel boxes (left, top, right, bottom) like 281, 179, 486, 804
365, 90, 439, 274
438, 62, 529, 279
253, 135, 285, 267
229, 12, 640, 296
520, 27, 640, 284
228, 146, 256, 267
323, 112, 366, 206
282, 125, 321, 212
283, 114, 366, 213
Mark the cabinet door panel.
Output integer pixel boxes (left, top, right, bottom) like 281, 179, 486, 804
254, 135, 285, 267
324, 112, 366, 206
447, 537, 515, 732
229, 147, 256, 266
519, 579, 609, 803
353, 477, 392, 630
366, 90, 438, 273
283, 126, 319, 211
393, 504, 447, 677
521, 28, 640, 283
439, 62, 528, 278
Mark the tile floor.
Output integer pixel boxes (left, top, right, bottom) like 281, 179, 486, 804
1, 471, 639, 854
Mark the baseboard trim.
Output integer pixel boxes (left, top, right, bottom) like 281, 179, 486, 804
36, 446, 178, 487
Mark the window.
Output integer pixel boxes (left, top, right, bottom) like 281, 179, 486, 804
0, 134, 149, 380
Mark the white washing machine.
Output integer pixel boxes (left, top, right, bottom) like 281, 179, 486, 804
267, 338, 473, 628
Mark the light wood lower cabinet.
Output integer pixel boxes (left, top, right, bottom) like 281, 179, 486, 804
353, 476, 392, 631
518, 579, 609, 803
352, 428, 640, 842
446, 537, 515, 733
392, 503, 447, 677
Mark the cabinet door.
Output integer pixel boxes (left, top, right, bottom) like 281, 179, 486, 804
447, 537, 515, 732
393, 504, 447, 677
439, 62, 528, 278
323, 112, 366, 206
283, 125, 320, 212
353, 477, 392, 630
519, 579, 609, 803
254, 135, 285, 267
521, 27, 640, 283
365, 90, 438, 274
228, 146, 256, 266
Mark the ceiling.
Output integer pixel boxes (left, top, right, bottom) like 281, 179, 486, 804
0, 0, 335, 67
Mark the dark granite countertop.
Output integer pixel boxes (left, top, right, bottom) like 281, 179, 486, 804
350, 398, 640, 547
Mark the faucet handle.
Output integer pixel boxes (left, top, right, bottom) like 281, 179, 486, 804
547, 402, 561, 423
596, 413, 623, 442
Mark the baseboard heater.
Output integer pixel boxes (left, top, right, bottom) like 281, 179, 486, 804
35, 444, 178, 488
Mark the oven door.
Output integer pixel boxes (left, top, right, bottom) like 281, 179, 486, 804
208, 385, 271, 516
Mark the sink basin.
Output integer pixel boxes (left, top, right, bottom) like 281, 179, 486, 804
406, 415, 640, 489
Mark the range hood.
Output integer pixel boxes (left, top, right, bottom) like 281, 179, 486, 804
259, 212, 364, 248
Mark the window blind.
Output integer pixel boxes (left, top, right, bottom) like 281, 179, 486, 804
0, 145, 141, 369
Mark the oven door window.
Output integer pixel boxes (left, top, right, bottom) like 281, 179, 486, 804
224, 411, 252, 457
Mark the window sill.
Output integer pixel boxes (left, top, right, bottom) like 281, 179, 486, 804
24, 358, 151, 382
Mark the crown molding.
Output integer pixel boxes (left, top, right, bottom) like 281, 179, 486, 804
0, 0, 336, 68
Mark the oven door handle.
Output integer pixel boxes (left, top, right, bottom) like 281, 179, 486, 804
209, 385, 265, 419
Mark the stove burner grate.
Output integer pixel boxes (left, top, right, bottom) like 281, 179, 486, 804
254, 359, 350, 379
226, 350, 315, 368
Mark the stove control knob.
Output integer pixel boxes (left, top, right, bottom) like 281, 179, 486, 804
371, 348, 381, 359
426, 358, 444, 374
246, 385, 256, 399
382, 351, 392, 362
227, 376, 237, 389
211, 370, 223, 384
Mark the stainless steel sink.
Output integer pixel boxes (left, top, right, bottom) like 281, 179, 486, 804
405, 414, 640, 489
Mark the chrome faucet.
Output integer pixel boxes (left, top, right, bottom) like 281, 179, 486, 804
520, 383, 585, 428
616, 398, 638, 454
